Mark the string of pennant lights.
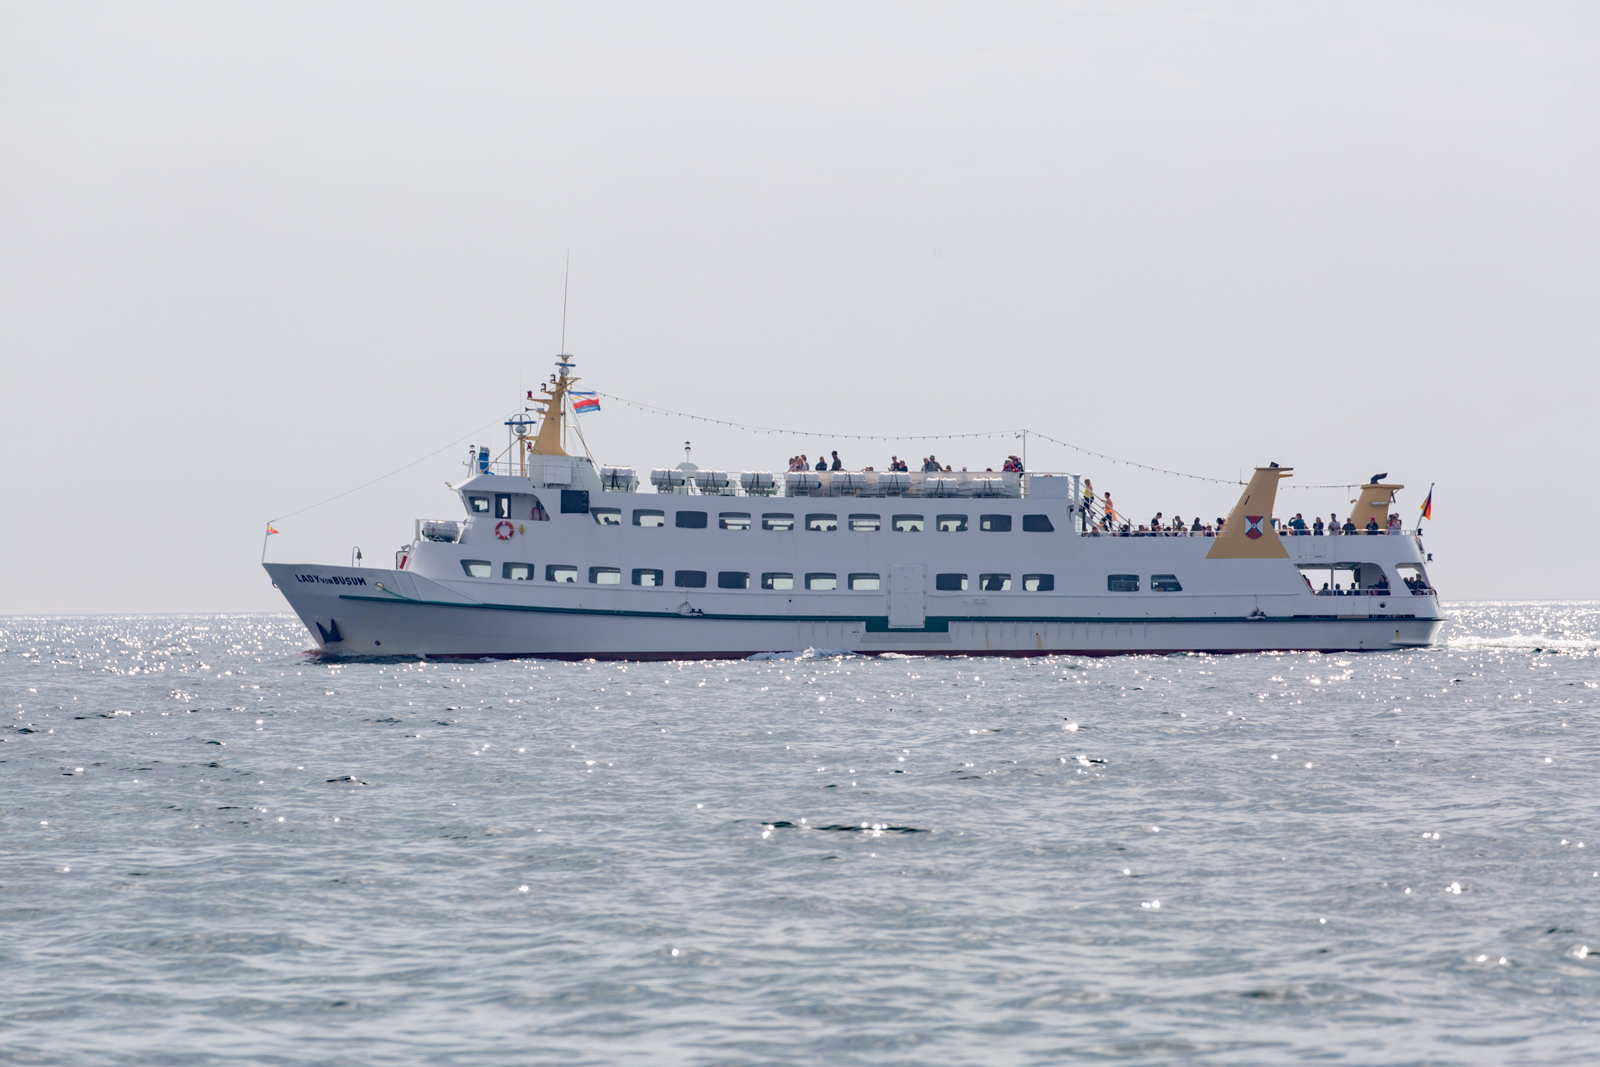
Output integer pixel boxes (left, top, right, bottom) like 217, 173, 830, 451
590, 391, 1361, 490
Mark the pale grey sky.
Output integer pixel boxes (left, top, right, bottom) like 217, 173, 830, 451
2, 2, 1595, 612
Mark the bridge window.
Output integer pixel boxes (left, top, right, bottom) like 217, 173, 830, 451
936, 514, 968, 532
502, 562, 534, 581
461, 559, 492, 578
849, 514, 881, 532
1022, 514, 1055, 532
1023, 574, 1054, 592
762, 572, 794, 590
546, 565, 578, 583
589, 567, 621, 585
806, 514, 838, 532
935, 573, 968, 591
591, 508, 622, 526
979, 514, 1011, 532
979, 573, 1011, 592
719, 512, 751, 530
1107, 574, 1139, 592
848, 573, 881, 591
467, 496, 491, 514
495, 494, 512, 519
1151, 574, 1183, 592
676, 511, 707, 529
762, 513, 795, 531
718, 571, 750, 589
633, 509, 665, 527
632, 568, 663, 586
892, 514, 924, 532
675, 570, 707, 588
805, 573, 837, 590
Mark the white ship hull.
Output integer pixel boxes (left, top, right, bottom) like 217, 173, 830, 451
264, 559, 1444, 658
264, 474, 1446, 659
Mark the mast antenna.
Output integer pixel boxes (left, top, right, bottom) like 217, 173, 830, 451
560, 251, 570, 356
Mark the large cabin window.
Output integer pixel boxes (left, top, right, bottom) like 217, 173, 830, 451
1023, 574, 1053, 592
718, 571, 750, 589
633, 509, 666, 527
848, 573, 881, 591
591, 508, 622, 526
468, 496, 491, 515
1022, 514, 1055, 532
719, 512, 751, 531
589, 567, 621, 585
935, 573, 968, 591
762, 572, 794, 590
892, 515, 924, 532
1107, 574, 1139, 592
546, 565, 578, 583
675, 570, 707, 588
1151, 574, 1183, 592
502, 562, 534, 581
676, 511, 708, 529
632, 568, 664, 586
979, 515, 1011, 532
762, 513, 795, 531
849, 514, 881, 532
936, 514, 968, 532
979, 573, 1011, 592
805, 573, 837, 590
461, 559, 492, 578
806, 514, 838, 532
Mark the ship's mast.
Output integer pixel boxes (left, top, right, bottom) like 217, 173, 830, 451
528, 257, 576, 457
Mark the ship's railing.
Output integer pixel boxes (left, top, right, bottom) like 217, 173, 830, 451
618, 469, 1075, 499
1312, 587, 1436, 597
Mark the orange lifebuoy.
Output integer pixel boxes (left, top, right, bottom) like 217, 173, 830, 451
494, 520, 514, 540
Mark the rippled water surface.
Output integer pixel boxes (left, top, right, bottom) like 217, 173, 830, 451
4, 604, 1599, 1065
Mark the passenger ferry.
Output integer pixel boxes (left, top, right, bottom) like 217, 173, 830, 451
264, 357, 1445, 659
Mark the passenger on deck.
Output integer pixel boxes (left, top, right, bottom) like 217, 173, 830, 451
830, 451, 843, 471
1321, 582, 1331, 594
1342, 518, 1357, 535
815, 454, 828, 471
1289, 513, 1308, 535
1313, 516, 1325, 536
1388, 513, 1402, 534
1365, 517, 1381, 535
1330, 513, 1342, 535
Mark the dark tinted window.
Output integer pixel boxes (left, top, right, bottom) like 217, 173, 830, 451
461, 559, 492, 578
632, 568, 663, 586
676, 511, 707, 529
468, 496, 491, 514
979, 514, 1011, 532
495, 494, 512, 519
633, 509, 665, 527
718, 571, 750, 589
546, 565, 578, 583
1151, 574, 1183, 592
502, 562, 534, 581
1023, 574, 1054, 592
936, 514, 968, 532
675, 570, 707, 588
979, 573, 1011, 591
1108, 574, 1139, 592
935, 573, 968, 591
892, 514, 924, 532
1022, 514, 1055, 532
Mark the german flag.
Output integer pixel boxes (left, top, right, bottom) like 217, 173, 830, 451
1419, 486, 1433, 521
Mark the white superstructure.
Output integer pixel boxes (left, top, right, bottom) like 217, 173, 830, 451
265, 357, 1445, 659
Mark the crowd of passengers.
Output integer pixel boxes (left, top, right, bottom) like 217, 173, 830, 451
784, 452, 1027, 474
1081, 501, 1407, 538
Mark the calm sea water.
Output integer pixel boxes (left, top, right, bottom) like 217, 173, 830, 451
3, 604, 1598, 1065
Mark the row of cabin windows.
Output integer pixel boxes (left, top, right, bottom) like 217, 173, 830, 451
462, 560, 1057, 592
590, 509, 1054, 533
1106, 574, 1183, 592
